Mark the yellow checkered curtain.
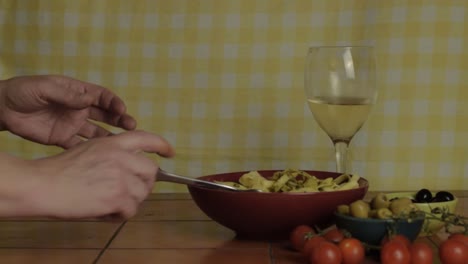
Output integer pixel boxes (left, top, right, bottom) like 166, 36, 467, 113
0, 0, 466, 192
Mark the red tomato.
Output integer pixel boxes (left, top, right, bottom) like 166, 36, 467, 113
449, 233, 468, 247
380, 240, 411, 264
289, 225, 314, 251
303, 235, 326, 257
381, 234, 411, 250
323, 228, 345, 244
439, 239, 468, 264
338, 238, 365, 264
310, 241, 342, 264
409, 242, 433, 264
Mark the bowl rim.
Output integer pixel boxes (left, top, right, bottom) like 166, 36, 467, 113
334, 210, 426, 224
189, 169, 369, 196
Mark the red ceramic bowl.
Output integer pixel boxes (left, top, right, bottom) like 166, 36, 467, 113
188, 170, 369, 240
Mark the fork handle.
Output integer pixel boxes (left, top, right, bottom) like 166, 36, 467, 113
156, 169, 237, 191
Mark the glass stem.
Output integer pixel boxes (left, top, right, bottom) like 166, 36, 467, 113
333, 141, 349, 173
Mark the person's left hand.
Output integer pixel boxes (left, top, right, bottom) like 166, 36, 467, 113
0, 75, 137, 148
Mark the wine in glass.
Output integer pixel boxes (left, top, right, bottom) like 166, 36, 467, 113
304, 46, 377, 173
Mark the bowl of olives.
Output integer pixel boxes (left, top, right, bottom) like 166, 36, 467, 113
333, 194, 425, 246
386, 189, 458, 236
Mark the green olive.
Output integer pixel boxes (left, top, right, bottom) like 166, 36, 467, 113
349, 200, 370, 218
337, 204, 350, 215
390, 197, 415, 216
371, 193, 390, 209
376, 208, 393, 219
392, 204, 416, 216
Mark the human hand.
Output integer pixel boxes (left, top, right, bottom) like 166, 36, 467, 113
0, 75, 136, 148
28, 130, 174, 220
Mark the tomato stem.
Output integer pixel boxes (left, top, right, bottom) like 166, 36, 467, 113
421, 209, 467, 235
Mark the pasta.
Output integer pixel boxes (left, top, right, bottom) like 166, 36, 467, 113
216, 169, 360, 193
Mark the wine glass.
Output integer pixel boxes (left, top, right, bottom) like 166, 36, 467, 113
304, 46, 377, 173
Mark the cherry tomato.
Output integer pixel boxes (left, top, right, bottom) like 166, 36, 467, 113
303, 235, 326, 257
289, 225, 314, 251
381, 234, 411, 250
338, 238, 365, 264
310, 241, 342, 264
380, 240, 411, 264
409, 242, 433, 264
439, 239, 468, 264
449, 233, 468, 247
323, 228, 345, 244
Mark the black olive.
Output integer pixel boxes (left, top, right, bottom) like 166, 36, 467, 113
432, 191, 454, 202
415, 188, 433, 203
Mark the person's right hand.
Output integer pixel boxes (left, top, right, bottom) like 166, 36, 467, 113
30, 130, 174, 220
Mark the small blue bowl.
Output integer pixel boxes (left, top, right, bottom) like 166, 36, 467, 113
334, 211, 425, 246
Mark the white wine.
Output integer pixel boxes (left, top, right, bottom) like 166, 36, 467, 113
307, 97, 373, 143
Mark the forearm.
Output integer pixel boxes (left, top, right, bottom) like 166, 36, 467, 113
0, 152, 43, 217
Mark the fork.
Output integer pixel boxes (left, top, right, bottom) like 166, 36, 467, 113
156, 169, 261, 192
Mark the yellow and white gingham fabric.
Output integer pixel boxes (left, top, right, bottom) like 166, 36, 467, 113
0, 0, 466, 192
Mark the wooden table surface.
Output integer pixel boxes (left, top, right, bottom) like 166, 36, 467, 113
0, 191, 466, 264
